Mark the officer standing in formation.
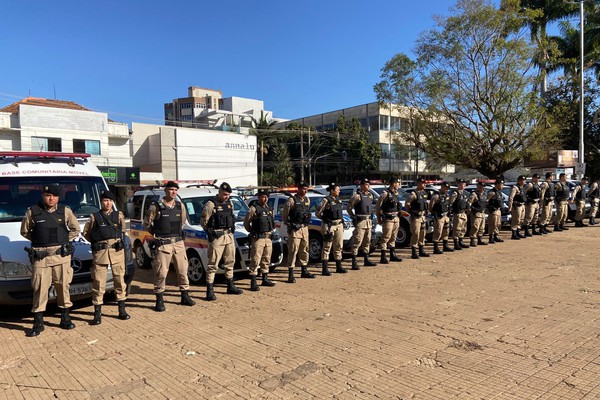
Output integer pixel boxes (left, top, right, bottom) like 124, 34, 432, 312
21, 184, 80, 337
524, 173, 542, 236
589, 177, 600, 225
347, 178, 377, 269
144, 181, 196, 310
429, 181, 454, 254
83, 190, 129, 325
508, 175, 527, 240
316, 183, 347, 275
450, 179, 470, 250
243, 189, 276, 291
571, 176, 589, 227
283, 181, 314, 282
467, 182, 488, 246
406, 178, 430, 259
554, 173, 571, 231
486, 179, 505, 244
539, 173, 555, 234
201, 182, 243, 300
375, 177, 403, 264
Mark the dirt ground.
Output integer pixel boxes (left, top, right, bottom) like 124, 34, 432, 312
2, 225, 600, 399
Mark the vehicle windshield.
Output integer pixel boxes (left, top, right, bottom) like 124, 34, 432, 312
182, 195, 250, 225
0, 176, 105, 222
307, 196, 323, 213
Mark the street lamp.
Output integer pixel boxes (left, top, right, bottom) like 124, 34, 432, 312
313, 153, 335, 186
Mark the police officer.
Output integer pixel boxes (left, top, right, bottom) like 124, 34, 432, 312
316, 183, 347, 275
406, 178, 430, 259
571, 176, 589, 227
243, 189, 276, 291
524, 173, 543, 236
21, 184, 80, 337
450, 179, 470, 250
201, 182, 243, 300
144, 181, 196, 310
486, 179, 505, 244
588, 177, 599, 225
508, 175, 527, 240
554, 173, 571, 231
375, 177, 403, 264
347, 178, 377, 269
429, 181, 454, 254
283, 181, 314, 282
467, 182, 487, 246
83, 190, 129, 325
539, 172, 555, 234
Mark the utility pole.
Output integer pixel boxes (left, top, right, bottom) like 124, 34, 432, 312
300, 128, 304, 182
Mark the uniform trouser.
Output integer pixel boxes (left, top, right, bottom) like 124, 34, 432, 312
525, 202, 540, 226
556, 200, 569, 225
409, 215, 426, 247
575, 200, 586, 221
433, 215, 450, 242
590, 198, 599, 218
152, 241, 190, 292
452, 212, 467, 239
249, 237, 272, 276
510, 205, 525, 230
322, 222, 344, 261
288, 226, 309, 268
31, 258, 73, 313
379, 217, 399, 250
469, 211, 486, 238
207, 233, 235, 283
92, 261, 127, 305
540, 200, 554, 225
488, 209, 502, 235
351, 219, 372, 255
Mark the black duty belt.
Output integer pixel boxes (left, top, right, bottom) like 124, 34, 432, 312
156, 237, 183, 245
255, 233, 272, 239
328, 219, 343, 225
383, 213, 398, 219
545, 197, 555, 201
356, 215, 370, 221
513, 202, 524, 207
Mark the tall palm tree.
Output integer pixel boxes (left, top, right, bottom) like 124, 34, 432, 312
250, 111, 277, 186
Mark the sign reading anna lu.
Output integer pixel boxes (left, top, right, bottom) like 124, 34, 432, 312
225, 142, 256, 151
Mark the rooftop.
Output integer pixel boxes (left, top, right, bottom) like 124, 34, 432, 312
0, 97, 91, 114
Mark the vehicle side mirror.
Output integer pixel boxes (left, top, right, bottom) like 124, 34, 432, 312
124, 202, 136, 219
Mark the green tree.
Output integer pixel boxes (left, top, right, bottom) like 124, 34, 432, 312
250, 111, 277, 186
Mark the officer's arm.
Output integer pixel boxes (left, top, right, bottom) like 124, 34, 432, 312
243, 206, 255, 232
508, 187, 516, 205
571, 186, 580, 202
180, 204, 189, 229
200, 201, 214, 230
65, 208, 81, 240
20, 209, 33, 241
539, 182, 547, 199
315, 199, 327, 219
375, 191, 386, 215
82, 214, 94, 242
467, 192, 476, 207
554, 182, 562, 192
282, 198, 293, 223
118, 212, 127, 236
406, 193, 415, 212
346, 194, 357, 216
428, 194, 438, 213
143, 204, 157, 231
486, 191, 495, 201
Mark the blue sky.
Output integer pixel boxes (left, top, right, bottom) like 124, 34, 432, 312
1, 0, 460, 124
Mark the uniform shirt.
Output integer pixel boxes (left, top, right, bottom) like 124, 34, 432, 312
589, 182, 599, 198
243, 201, 271, 232
83, 210, 126, 242
554, 181, 570, 200
524, 182, 541, 200
316, 196, 342, 220
144, 197, 188, 234
375, 188, 397, 217
199, 197, 229, 231
282, 195, 309, 224
571, 184, 587, 202
467, 190, 486, 212
83, 210, 126, 265
346, 191, 373, 217
539, 181, 551, 199
448, 190, 466, 213
508, 185, 525, 209
406, 190, 428, 213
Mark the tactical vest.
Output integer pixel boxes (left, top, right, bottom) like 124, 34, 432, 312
575, 185, 588, 201
353, 192, 373, 216
487, 189, 503, 211
471, 192, 487, 212
321, 196, 343, 222
288, 195, 311, 224
89, 210, 121, 242
526, 183, 541, 204
250, 203, 274, 234
410, 190, 428, 215
589, 184, 599, 200
152, 200, 183, 237
452, 190, 468, 213
544, 181, 555, 200
432, 193, 450, 217
30, 204, 69, 247
207, 198, 235, 230
512, 185, 526, 204
381, 189, 400, 213
557, 182, 570, 201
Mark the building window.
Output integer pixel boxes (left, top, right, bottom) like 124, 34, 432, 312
32, 137, 61, 152
195, 103, 206, 109
179, 103, 192, 109
73, 139, 101, 155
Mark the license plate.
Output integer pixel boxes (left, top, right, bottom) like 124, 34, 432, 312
49, 282, 94, 299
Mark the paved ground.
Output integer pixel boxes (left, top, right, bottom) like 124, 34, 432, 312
2, 225, 600, 399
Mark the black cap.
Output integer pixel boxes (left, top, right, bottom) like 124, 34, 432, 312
457, 178, 467, 184
43, 184, 60, 196
532, 173, 540, 179
440, 181, 450, 187
100, 190, 116, 201
582, 176, 589, 181
359, 178, 370, 185
495, 179, 504, 185
326, 182, 339, 192
256, 189, 269, 196
219, 182, 232, 193
164, 181, 179, 189
416, 178, 425, 184
477, 181, 485, 186
545, 172, 553, 179
389, 176, 399, 183
517, 175, 526, 180
297, 181, 309, 188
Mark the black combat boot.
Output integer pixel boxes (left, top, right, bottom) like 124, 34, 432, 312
418, 246, 430, 257
516, 228, 526, 238
90, 305, 102, 325
453, 238, 462, 251
459, 238, 470, 249
532, 225, 542, 235
250, 275, 260, 291
226, 279, 243, 294
287, 268, 296, 283
155, 293, 166, 311
26, 312, 45, 337
411, 247, 419, 259
494, 234, 504, 243
488, 234, 495, 244
477, 237, 487, 245
261, 273, 276, 287
301, 265, 316, 278
181, 290, 196, 306
206, 283, 217, 301
380, 249, 389, 264
363, 255, 376, 267
560, 224, 569, 230
321, 260, 331, 276
589, 217, 596, 225
390, 248, 402, 261
117, 301, 130, 320
443, 240, 454, 252
59, 308, 75, 330
470, 237, 477, 247
554, 224, 563, 232
351, 255, 360, 270
511, 230, 520, 240
539, 224, 548, 234
433, 242, 443, 254
524, 226, 532, 237
335, 260, 347, 273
